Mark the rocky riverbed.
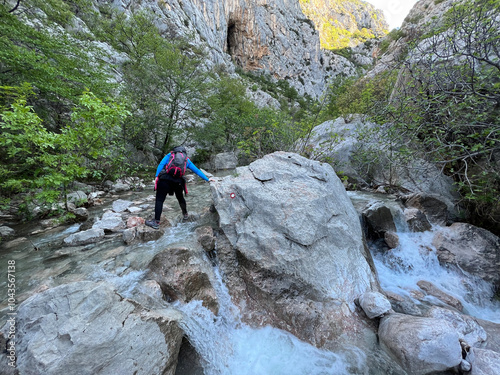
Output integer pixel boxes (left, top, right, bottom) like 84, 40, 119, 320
1, 152, 499, 375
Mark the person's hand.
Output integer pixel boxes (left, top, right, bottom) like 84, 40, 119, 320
208, 177, 216, 183
154, 176, 158, 191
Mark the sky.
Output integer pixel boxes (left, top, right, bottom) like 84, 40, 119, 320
367, 0, 419, 30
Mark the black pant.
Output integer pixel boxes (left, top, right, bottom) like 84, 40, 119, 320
155, 178, 187, 220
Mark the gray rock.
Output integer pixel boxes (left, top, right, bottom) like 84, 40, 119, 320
362, 201, 397, 238
426, 307, 487, 348
358, 291, 392, 319
111, 182, 130, 193
0, 225, 15, 239
307, 117, 459, 209
379, 313, 463, 374
127, 206, 142, 214
404, 208, 432, 232
70, 207, 89, 222
92, 211, 125, 232
195, 226, 216, 251
66, 191, 88, 206
211, 151, 378, 348
136, 225, 165, 242
112, 199, 133, 213
71, 181, 93, 194
214, 152, 238, 170
403, 194, 453, 226
384, 231, 399, 249
476, 318, 500, 353
1, 281, 183, 375
467, 348, 500, 375
147, 248, 219, 314
123, 227, 138, 245
63, 228, 105, 246
432, 223, 500, 290
417, 280, 464, 311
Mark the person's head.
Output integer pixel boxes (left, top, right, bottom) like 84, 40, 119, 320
172, 145, 187, 154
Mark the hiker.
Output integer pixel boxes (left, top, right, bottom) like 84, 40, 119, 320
146, 146, 212, 229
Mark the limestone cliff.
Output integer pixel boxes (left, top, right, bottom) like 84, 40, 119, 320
369, 0, 460, 77
298, 0, 388, 50
100, 0, 387, 97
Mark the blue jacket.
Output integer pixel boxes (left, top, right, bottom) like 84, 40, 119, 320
155, 153, 209, 181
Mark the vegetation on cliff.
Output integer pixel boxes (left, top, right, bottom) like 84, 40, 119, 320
299, 0, 388, 49
0, 1, 317, 217
324, 0, 500, 233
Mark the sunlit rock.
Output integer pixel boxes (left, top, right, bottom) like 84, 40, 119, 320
147, 247, 219, 314
432, 223, 500, 292
63, 228, 105, 246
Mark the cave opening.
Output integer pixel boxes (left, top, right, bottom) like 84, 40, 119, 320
226, 21, 237, 58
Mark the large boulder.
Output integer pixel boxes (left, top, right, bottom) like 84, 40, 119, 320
307, 117, 459, 210
210, 152, 379, 349
402, 193, 455, 226
1, 281, 183, 375
0, 225, 15, 240
425, 307, 487, 348
379, 313, 463, 374
467, 348, 500, 375
214, 152, 238, 170
432, 223, 500, 291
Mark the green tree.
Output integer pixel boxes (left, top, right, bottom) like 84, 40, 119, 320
194, 76, 257, 153
0, 88, 129, 216
0, 1, 112, 127
87, 8, 211, 158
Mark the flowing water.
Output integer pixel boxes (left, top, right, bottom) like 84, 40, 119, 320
1, 185, 498, 374
349, 191, 500, 324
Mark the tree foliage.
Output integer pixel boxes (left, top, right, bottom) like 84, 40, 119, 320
325, 0, 500, 232
0, 1, 111, 125
0, 88, 129, 215
0, 1, 127, 216
86, 8, 211, 158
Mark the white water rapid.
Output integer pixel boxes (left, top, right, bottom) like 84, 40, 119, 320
348, 191, 500, 324
174, 267, 364, 375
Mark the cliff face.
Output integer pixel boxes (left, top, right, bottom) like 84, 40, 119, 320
102, 0, 386, 97
369, 0, 460, 77
298, 0, 388, 49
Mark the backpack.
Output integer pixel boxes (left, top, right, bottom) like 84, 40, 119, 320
161, 146, 188, 179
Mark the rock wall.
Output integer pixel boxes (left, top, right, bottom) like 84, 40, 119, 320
99, 0, 366, 97
299, 0, 388, 49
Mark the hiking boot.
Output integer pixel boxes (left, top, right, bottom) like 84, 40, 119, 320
145, 219, 160, 229
182, 213, 189, 221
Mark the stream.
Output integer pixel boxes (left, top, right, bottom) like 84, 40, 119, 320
1, 183, 499, 374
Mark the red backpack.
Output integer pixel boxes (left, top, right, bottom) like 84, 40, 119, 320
164, 147, 188, 178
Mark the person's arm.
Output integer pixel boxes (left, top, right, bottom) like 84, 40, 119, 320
156, 154, 172, 177
186, 159, 209, 181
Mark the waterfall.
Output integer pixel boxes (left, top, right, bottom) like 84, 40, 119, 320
174, 267, 362, 375
372, 228, 500, 323
347, 191, 500, 324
